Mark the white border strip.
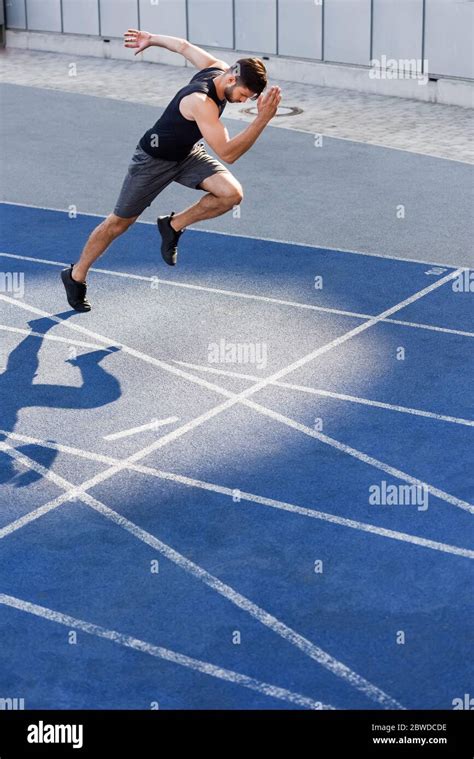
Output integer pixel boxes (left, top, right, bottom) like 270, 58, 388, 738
258, 121, 474, 167
1, 250, 472, 339
0, 323, 104, 350
1, 200, 470, 270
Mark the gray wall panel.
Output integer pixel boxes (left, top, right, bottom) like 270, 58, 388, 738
26, 0, 61, 32
6, 0, 26, 29
6, 0, 473, 82
188, 0, 233, 48
99, 0, 138, 38
425, 0, 474, 79
235, 0, 276, 55
278, 0, 322, 59
62, 0, 99, 36
372, 0, 423, 63
324, 0, 371, 65
139, 0, 186, 38
5, 0, 27, 29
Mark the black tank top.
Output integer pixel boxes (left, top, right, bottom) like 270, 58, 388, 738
139, 67, 227, 161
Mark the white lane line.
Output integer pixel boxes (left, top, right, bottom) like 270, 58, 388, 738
103, 417, 179, 441
0, 442, 404, 709
379, 317, 473, 339
1, 429, 473, 559
1, 251, 472, 338
0, 484, 82, 539
215, 267, 467, 396
0, 251, 370, 320
174, 361, 474, 428
0, 323, 104, 350
263, 124, 474, 167
0, 593, 331, 710
0, 269, 470, 514
0, 294, 244, 399
0, 200, 470, 268
241, 398, 474, 513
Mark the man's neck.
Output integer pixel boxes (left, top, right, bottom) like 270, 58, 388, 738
212, 73, 226, 100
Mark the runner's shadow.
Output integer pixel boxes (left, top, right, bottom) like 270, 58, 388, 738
0, 312, 121, 488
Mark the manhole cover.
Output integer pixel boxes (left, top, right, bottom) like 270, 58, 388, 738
240, 105, 303, 117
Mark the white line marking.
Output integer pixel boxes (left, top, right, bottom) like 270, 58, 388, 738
0, 442, 404, 709
1, 429, 473, 559
0, 250, 371, 320
0, 593, 332, 710
0, 292, 245, 399
0, 268, 470, 515
217, 105, 474, 166
261, 122, 474, 167
1, 199, 471, 270
103, 416, 179, 441
0, 323, 104, 350
386, 317, 474, 339
240, 398, 474, 513
174, 361, 474, 427
1, 250, 472, 338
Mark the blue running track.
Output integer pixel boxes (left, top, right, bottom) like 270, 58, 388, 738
0, 202, 472, 710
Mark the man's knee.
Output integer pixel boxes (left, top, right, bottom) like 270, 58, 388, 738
105, 213, 138, 235
232, 186, 244, 205
221, 184, 243, 207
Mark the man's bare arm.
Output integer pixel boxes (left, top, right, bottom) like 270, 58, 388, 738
180, 40, 229, 70
124, 29, 229, 70
124, 29, 183, 55
190, 87, 282, 164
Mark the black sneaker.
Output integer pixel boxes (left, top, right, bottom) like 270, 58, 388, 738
157, 211, 184, 266
60, 264, 91, 312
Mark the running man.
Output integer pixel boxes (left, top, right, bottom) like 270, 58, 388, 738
61, 28, 282, 312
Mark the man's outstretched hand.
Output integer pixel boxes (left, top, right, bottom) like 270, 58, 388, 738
257, 86, 282, 122
123, 28, 152, 55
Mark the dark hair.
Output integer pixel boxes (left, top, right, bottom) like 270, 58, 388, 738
230, 58, 267, 97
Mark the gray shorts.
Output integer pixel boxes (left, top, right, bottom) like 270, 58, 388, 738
113, 141, 229, 218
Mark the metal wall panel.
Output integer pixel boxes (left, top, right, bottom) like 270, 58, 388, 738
187, 0, 233, 48
62, 0, 100, 36
425, 0, 474, 79
26, 0, 61, 32
99, 0, 138, 38
278, 0, 322, 60
372, 0, 423, 63
6, 0, 472, 82
324, 0, 371, 65
139, 0, 187, 38
235, 0, 276, 55
5, 0, 27, 29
